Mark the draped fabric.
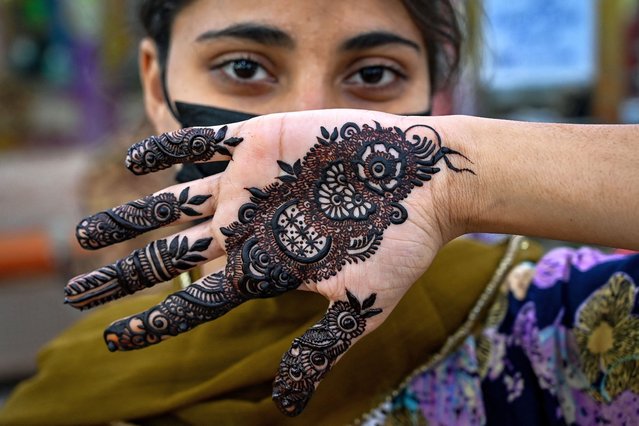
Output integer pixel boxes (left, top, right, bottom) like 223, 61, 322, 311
0, 238, 541, 425
365, 248, 639, 426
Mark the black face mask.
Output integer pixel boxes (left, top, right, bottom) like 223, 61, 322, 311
172, 101, 255, 183
170, 101, 432, 184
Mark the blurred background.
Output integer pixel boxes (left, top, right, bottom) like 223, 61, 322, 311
0, 0, 637, 406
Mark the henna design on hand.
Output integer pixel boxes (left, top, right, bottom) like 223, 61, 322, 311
102, 234, 304, 349
76, 187, 210, 250
219, 122, 472, 285
96, 122, 472, 415
273, 290, 381, 416
65, 235, 212, 309
103, 122, 471, 345
103, 271, 240, 350
125, 125, 243, 175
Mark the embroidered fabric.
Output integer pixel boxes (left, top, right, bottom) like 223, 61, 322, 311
359, 246, 639, 426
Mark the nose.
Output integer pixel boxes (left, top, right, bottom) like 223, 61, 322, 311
284, 73, 337, 112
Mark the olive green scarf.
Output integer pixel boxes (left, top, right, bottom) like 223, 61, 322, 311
0, 238, 541, 425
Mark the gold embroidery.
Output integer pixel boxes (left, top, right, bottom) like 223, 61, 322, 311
573, 272, 639, 402
354, 236, 527, 425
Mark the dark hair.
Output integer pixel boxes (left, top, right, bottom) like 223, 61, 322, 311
139, 0, 463, 90
400, 0, 462, 89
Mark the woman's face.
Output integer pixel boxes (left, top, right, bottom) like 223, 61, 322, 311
141, 0, 431, 133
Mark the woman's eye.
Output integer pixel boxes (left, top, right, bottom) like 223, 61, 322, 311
359, 66, 385, 84
345, 66, 401, 87
216, 59, 272, 82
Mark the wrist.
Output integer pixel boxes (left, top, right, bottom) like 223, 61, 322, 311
400, 114, 481, 244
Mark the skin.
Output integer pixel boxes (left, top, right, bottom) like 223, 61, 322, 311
68, 111, 467, 416
139, 0, 434, 281
74, 0, 439, 414
66, 0, 639, 417
68, 110, 639, 416
140, 0, 431, 133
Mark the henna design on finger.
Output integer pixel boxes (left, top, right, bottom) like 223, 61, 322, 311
103, 271, 241, 351
126, 126, 244, 175
76, 186, 211, 250
65, 235, 212, 309
273, 290, 382, 416
101, 122, 471, 349
98, 122, 472, 415
102, 236, 305, 351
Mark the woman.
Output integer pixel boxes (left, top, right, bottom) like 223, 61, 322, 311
1, 0, 638, 425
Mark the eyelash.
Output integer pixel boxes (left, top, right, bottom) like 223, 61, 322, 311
210, 54, 275, 85
209, 54, 407, 92
344, 65, 406, 88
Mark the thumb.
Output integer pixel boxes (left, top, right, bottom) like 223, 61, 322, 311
272, 289, 383, 416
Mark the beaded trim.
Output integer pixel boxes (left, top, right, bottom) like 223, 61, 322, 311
352, 235, 526, 425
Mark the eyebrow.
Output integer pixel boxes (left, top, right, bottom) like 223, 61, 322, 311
341, 31, 421, 52
195, 23, 294, 48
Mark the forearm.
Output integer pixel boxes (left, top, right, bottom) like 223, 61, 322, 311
426, 116, 639, 250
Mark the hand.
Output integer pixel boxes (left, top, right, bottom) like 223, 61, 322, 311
65, 110, 474, 416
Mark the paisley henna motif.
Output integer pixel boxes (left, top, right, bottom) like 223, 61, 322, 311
273, 290, 382, 416
125, 125, 243, 175
72, 121, 472, 416
76, 186, 211, 250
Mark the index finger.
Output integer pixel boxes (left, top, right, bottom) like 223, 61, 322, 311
126, 125, 244, 175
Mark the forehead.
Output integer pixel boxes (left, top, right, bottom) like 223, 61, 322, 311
172, 0, 424, 48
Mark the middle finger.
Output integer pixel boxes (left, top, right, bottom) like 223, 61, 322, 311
66, 220, 224, 310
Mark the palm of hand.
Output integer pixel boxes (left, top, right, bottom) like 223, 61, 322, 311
67, 112, 472, 416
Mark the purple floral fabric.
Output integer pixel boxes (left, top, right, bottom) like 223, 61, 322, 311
365, 247, 639, 426
533, 247, 625, 289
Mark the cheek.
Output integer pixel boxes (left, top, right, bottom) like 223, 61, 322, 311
165, 56, 218, 107
152, 108, 181, 134
393, 75, 431, 113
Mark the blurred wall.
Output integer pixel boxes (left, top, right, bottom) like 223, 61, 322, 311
0, 0, 146, 386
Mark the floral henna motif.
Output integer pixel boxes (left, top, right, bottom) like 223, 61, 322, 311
99, 122, 473, 415
273, 290, 382, 416
65, 235, 212, 309
317, 162, 375, 220
76, 187, 211, 250
102, 122, 471, 343
221, 122, 473, 285
126, 125, 243, 175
